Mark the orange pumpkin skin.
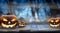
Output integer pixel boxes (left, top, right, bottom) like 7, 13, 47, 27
0, 19, 1, 26
18, 22, 26, 27
48, 18, 60, 27
0, 15, 18, 28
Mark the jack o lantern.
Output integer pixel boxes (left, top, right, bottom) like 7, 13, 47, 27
18, 20, 26, 27
48, 18, 60, 27
0, 15, 18, 28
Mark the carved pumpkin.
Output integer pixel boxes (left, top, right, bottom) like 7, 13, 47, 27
18, 20, 26, 27
48, 18, 60, 27
0, 15, 18, 28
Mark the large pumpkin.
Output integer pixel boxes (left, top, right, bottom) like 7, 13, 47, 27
0, 15, 18, 28
48, 18, 60, 27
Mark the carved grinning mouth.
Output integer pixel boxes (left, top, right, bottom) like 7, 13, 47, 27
1, 23, 17, 28
50, 24, 59, 27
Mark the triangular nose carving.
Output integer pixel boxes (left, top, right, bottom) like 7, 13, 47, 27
8, 21, 11, 24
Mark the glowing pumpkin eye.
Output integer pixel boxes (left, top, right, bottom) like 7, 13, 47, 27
11, 18, 16, 21
3, 18, 7, 21
50, 20, 54, 22
55, 20, 59, 22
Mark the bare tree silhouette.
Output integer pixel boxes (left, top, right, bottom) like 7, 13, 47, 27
0, 10, 3, 16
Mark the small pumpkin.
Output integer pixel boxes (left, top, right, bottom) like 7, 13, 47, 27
48, 18, 60, 27
18, 20, 26, 27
